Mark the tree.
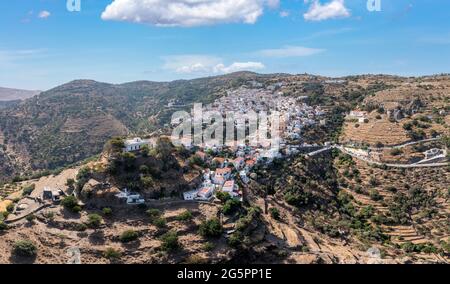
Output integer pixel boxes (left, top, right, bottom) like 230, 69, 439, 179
199, 218, 223, 238
222, 199, 241, 215
61, 196, 81, 213
216, 191, 231, 203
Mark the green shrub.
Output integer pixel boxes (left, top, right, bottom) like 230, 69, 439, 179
198, 218, 223, 238
6, 203, 14, 213
152, 217, 167, 228
216, 191, 231, 203
119, 230, 139, 243
0, 221, 7, 231
269, 207, 280, 220
160, 231, 180, 252
22, 184, 35, 196
13, 240, 37, 257
228, 232, 243, 248
369, 189, 383, 201
86, 214, 103, 229
25, 214, 36, 223
102, 207, 112, 216
222, 199, 241, 215
202, 242, 215, 251
176, 210, 193, 222
61, 196, 80, 213
73, 223, 88, 232
146, 209, 161, 218
104, 248, 121, 260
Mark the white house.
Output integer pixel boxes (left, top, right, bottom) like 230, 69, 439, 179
222, 180, 240, 197
115, 188, 145, 204
197, 186, 215, 200
183, 190, 198, 201
348, 111, 368, 123
214, 167, 231, 183
124, 137, 154, 152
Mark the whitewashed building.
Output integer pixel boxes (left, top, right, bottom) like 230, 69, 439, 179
124, 138, 154, 152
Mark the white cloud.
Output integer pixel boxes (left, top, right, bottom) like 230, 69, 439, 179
304, 0, 350, 21
163, 55, 265, 75
38, 10, 51, 19
101, 0, 279, 27
256, 46, 325, 58
213, 62, 265, 73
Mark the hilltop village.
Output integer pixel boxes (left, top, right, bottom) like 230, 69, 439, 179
124, 83, 327, 204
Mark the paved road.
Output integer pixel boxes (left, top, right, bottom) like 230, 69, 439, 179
344, 137, 442, 150
304, 144, 449, 168
337, 146, 449, 168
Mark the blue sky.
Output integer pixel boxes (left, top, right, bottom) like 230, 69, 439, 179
1, 0, 449, 90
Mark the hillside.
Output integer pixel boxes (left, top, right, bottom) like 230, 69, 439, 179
0, 72, 280, 182
0, 73, 448, 264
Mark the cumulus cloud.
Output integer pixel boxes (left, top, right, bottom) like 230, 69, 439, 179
163, 55, 265, 75
303, 0, 350, 21
256, 46, 325, 58
38, 10, 51, 19
101, 0, 279, 27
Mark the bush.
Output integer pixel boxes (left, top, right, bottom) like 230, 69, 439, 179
146, 209, 161, 218
269, 207, 280, 220
152, 217, 167, 228
119, 230, 139, 243
216, 191, 231, 203
202, 242, 215, 251
198, 218, 223, 238
6, 203, 14, 213
102, 207, 112, 216
26, 214, 36, 223
176, 210, 193, 222
61, 196, 80, 213
222, 199, 241, 215
160, 231, 180, 252
13, 240, 37, 257
228, 232, 243, 248
73, 223, 88, 232
86, 214, 103, 229
104, 248, 121, 260
369, 189, 383, 201
0, 221, 7, 231
22, 184, 35, 196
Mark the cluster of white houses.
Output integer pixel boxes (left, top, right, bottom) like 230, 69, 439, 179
123, 83, 328, 203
